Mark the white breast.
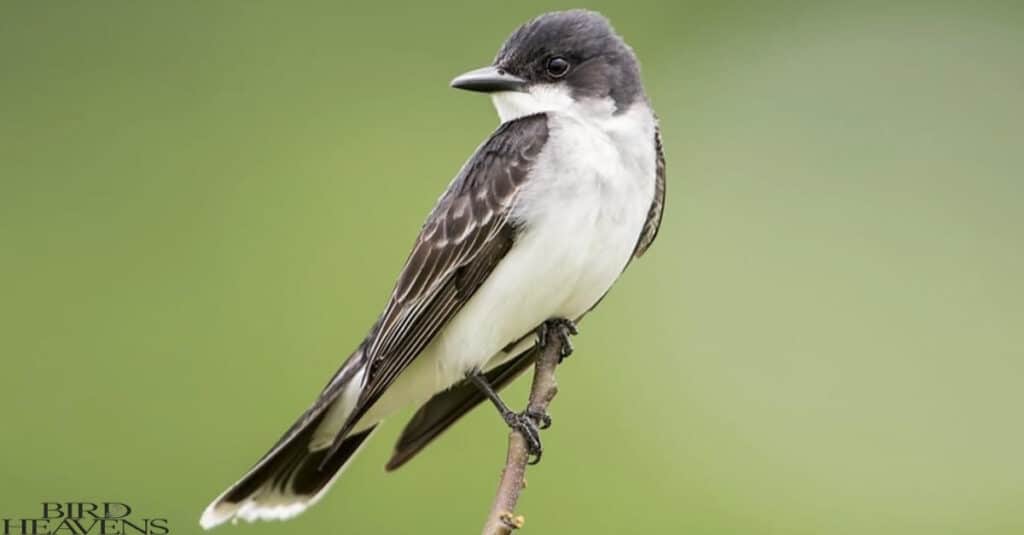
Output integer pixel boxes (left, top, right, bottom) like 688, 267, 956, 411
434, 98, 657, 378
513, 105, 656, 315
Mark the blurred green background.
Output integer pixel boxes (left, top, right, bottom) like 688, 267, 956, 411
2, 1, 1022, 534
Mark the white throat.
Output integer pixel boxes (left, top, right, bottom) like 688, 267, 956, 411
491, 84, 619, 124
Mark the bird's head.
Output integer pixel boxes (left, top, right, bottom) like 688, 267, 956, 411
451, 10, 645, 122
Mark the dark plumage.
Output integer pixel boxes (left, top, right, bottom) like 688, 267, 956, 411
325, 113, 551, 463
494, 10, 645, 110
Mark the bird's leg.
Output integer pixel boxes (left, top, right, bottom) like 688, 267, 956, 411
536, 318, 579, 363
519, 318, 578, 431
467, 371, 545, 464
467, 319, 576, 464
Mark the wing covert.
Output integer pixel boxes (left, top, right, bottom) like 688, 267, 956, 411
633, 123, 666, 258
326, 114, 550, 456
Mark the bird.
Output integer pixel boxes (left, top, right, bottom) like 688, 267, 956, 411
200, 9, 665, 528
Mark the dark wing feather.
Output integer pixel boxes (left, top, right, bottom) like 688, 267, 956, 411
633, 123, 666, 258
322, 114, 550, 461
385, 345, 539, 471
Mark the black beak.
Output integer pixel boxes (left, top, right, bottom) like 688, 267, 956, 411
450, 66, 527, 93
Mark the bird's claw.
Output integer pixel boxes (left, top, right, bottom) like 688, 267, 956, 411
537, 318, 579, 362
524, 408, 552, 430
504, 411, 544, 464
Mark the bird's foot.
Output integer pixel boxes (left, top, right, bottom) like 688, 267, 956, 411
466, 371, 550, 462
537, 318, 579, 362
524, 408, 552, 430
503, 410, 545, 464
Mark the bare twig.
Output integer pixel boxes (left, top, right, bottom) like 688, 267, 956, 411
481, 332, 564, 535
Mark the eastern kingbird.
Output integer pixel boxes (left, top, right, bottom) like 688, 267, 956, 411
200, 9, 665, 528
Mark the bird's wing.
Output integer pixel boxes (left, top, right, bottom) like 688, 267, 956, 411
385, 344, 539, 471
633, 123, 666, 258
323, 113, 550, 459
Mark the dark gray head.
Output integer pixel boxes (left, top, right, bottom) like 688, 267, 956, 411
451, 10, 645, 114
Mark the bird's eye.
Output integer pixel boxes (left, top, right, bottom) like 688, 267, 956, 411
545, 57, 570, 78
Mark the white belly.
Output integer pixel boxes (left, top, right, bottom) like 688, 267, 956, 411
353, 107, 657, 428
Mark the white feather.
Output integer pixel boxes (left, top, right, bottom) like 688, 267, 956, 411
199, 426, 378, 529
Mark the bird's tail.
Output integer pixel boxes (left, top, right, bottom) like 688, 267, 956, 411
200, 357, 375, 529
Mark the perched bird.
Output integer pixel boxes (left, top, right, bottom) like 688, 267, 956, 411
200, 9, 665, 528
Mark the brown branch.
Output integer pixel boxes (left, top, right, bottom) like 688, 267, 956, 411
481, 333, 564, 535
